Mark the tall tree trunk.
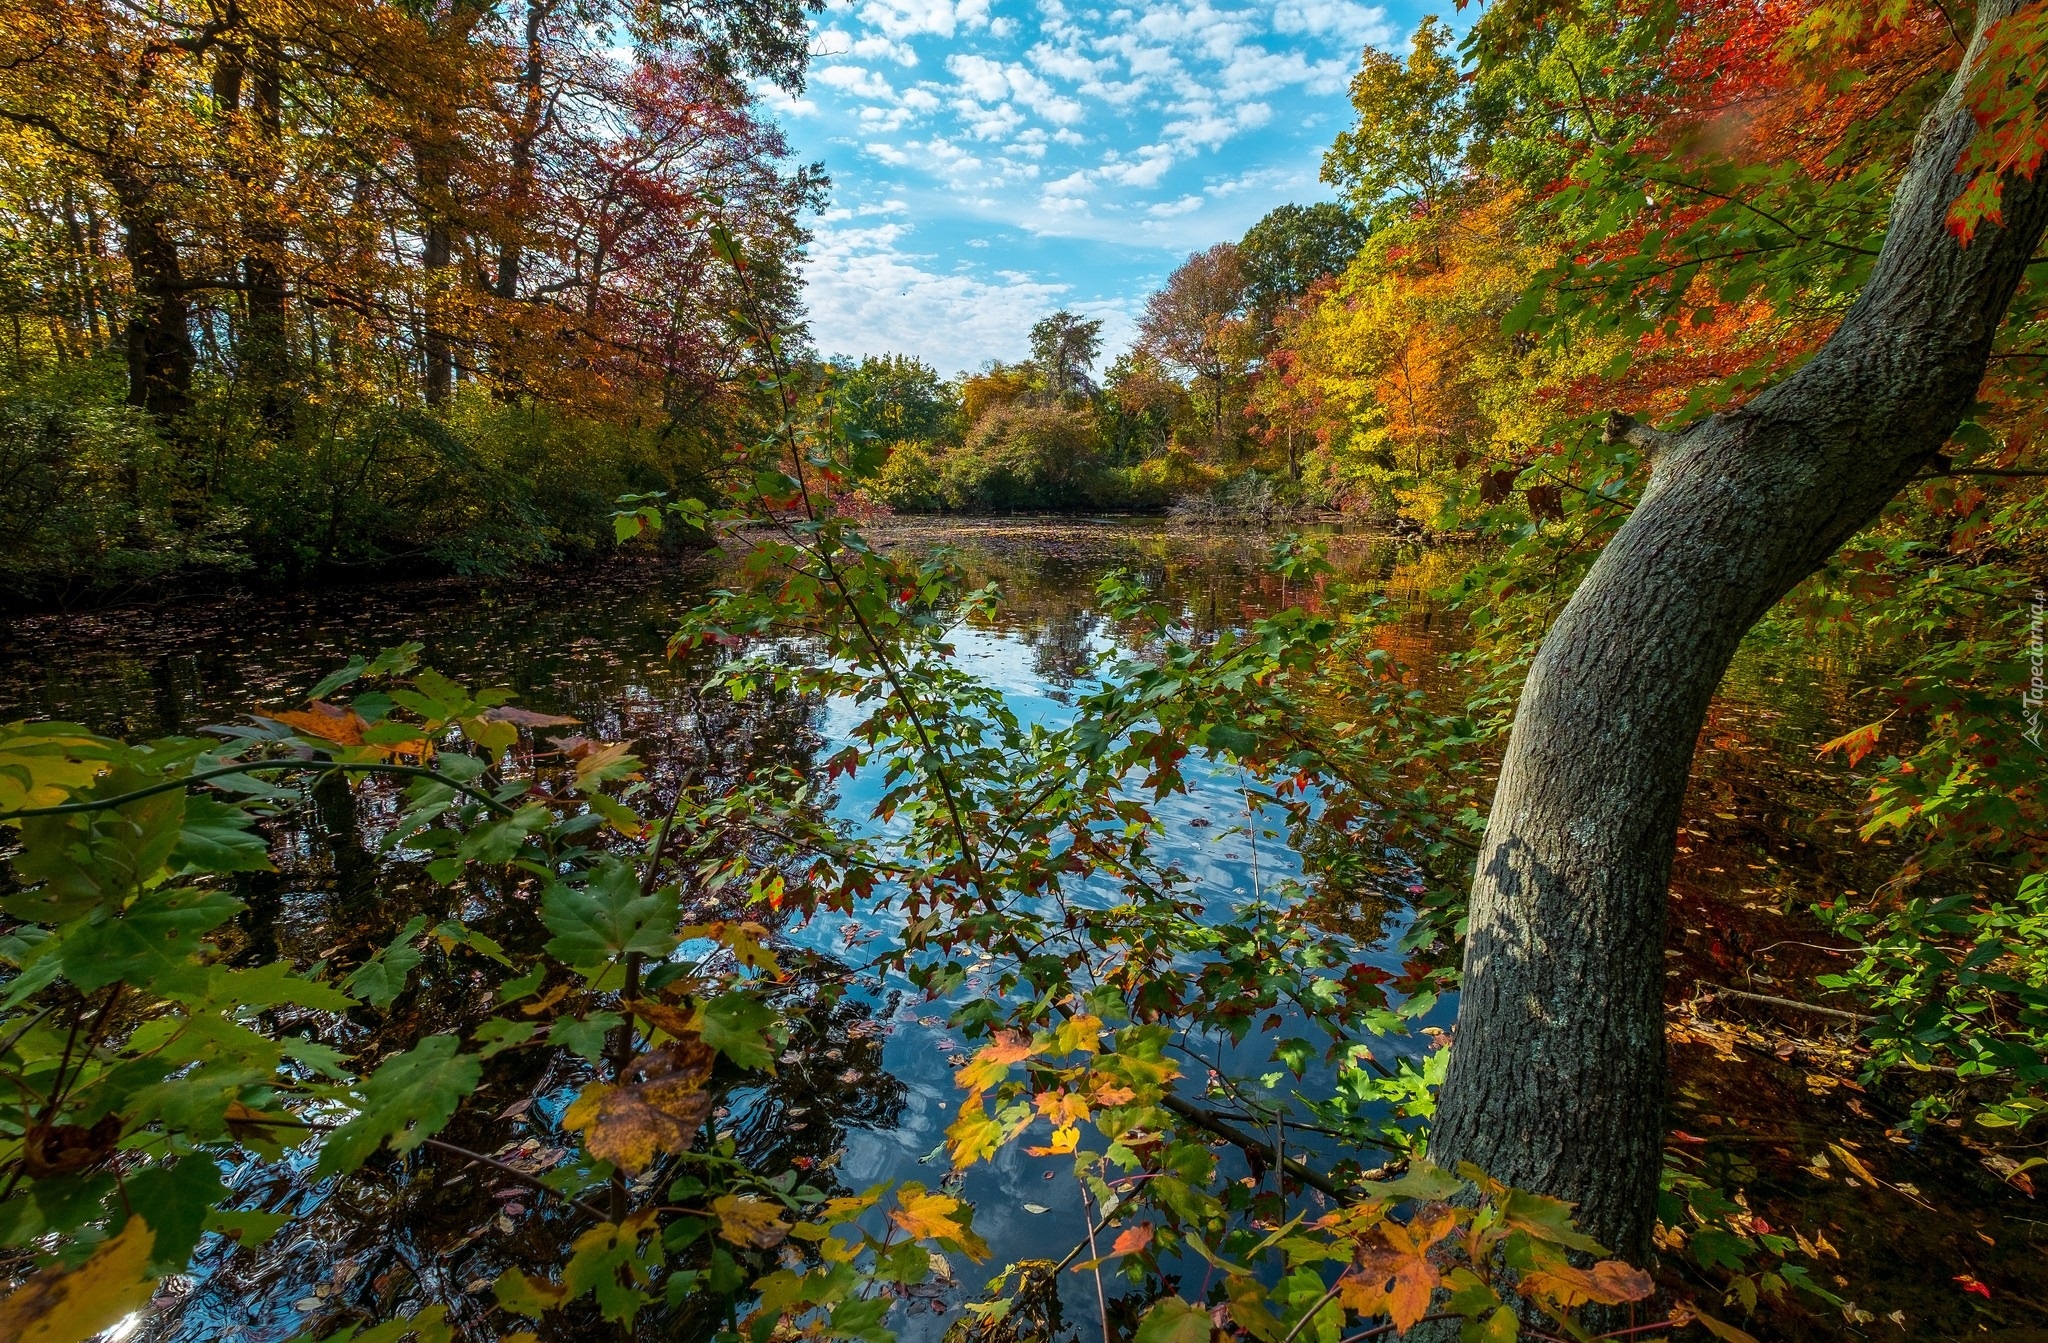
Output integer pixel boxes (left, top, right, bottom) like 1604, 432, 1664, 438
242, 35, 293, 434
494, 0, 553, 304
114, 185, 195, 423
417, 143, 455, 406
1426, 1, 2048, 1263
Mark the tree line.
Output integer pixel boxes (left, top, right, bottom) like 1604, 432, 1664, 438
0, 0, 819, 603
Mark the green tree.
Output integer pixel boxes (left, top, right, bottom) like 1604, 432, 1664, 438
1027, 309, 1104, 400
1238, 202, 1370, 322
1321, 14, 1467, 232
832, 352, 959, 448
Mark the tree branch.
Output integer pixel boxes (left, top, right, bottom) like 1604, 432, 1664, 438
1601, 412, 1680, 456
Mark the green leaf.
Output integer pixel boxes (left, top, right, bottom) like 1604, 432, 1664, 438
204, 1207, 292, 1248
475, 1018, 540, 1058
59, 888, 243, 995
205, 961, 355, 1013
125, 1154, 226, 1271
170, 796, 273, 874
541, 860, 679, 972
549, 1012, 622, 1063
345, 917, 427, 1010
317, 1036, 480, 1176
699, 993, 779, 1070
1135, 1296, 1213, 1343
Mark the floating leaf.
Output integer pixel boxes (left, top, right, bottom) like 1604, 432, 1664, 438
712, 1193, 789, 1249
561, 1039, 715, 1173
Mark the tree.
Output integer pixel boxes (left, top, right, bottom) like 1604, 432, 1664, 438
1137, 242, 1249, 453
833, 352, 957, 446
1321, 15, 1466, 232
1027, 309, 1104, 400
1238, 202, 1369, 323
1427, 0, 2048, 1260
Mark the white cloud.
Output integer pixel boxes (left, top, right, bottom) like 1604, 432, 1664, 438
788, 0, 1387, 363
815, 64, 901, 101
802, 222, 1071, 371
1271, 0, 1396, 47
857, 0, 990, 40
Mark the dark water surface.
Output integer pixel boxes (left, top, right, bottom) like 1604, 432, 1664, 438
2, 518, 2042, 1341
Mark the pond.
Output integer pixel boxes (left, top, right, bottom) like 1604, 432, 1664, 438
1, 518, 2041, 1342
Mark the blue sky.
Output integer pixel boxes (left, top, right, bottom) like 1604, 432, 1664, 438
767, 0, 1439, 375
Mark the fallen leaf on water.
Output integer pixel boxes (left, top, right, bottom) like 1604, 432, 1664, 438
712, 1193, 789, 1249
561, 1038, 715, 1173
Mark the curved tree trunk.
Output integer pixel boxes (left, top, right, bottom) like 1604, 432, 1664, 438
1427, 1, 2048, 1262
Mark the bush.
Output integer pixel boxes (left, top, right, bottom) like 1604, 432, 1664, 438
939, 402, 1100, 511
862, 439, 945, 511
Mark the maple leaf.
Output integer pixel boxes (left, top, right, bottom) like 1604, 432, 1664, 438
1340, 1205, 1458, 1330
561, 1039, 715, 1173
889, 1182, 992, 1261
1518, 1257, 1656, 1309
1112, 1222, 1155, 1256
955, 1030, 1035, 1096
270, 701, 367, 746
0, 1215, 157, 1343
1817, 721, 1884, 767
712, 1194, 789, 1249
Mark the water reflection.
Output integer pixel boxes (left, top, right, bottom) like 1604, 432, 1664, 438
0, 520, 1443, 1343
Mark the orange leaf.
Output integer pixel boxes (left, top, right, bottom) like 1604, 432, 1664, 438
1519, 1258, 1656, 1308
1817, 721, 1883, 767
956, 1031, 1035, 1096
272, 701, 367, 746
1111, 1223, 1155, 1256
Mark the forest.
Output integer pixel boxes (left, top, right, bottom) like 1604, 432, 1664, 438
1, 1, 2046, 1343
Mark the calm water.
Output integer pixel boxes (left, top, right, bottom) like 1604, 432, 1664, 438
0, 519, 1447, 1343
4, 519, 2042, 1341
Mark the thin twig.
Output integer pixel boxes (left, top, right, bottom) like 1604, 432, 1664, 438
1699, 982, 1874, 1023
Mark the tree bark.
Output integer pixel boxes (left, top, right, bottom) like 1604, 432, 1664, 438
416, 138, 456, 405
114, 186, 195, 423
1426, 0, 2048, 1263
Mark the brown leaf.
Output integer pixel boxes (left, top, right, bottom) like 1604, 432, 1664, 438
562, 1040, 715, 1174
21, 1114, 123, 1179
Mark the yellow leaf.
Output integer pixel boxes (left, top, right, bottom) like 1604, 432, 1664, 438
681, 920, 782, 976
946, 1100, 1005, 1168
713, 1194, 789, 1249
561, 1042, 715, 1174
1051, 1013, 1105, 1054
1697, 1312, 1762, 1343
890, 1182, 991, 1261
1827, 1143, 1882, 1188
0, 1217, 157, 1343
956, 1031, 1036, 1096
1026, 1123, 1080, 1157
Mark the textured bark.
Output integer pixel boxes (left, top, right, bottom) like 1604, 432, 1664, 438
419, 145, 455, 406
114, 191, 194, 423
1426, 2, 2048, 1263
243, 37, 293, 433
